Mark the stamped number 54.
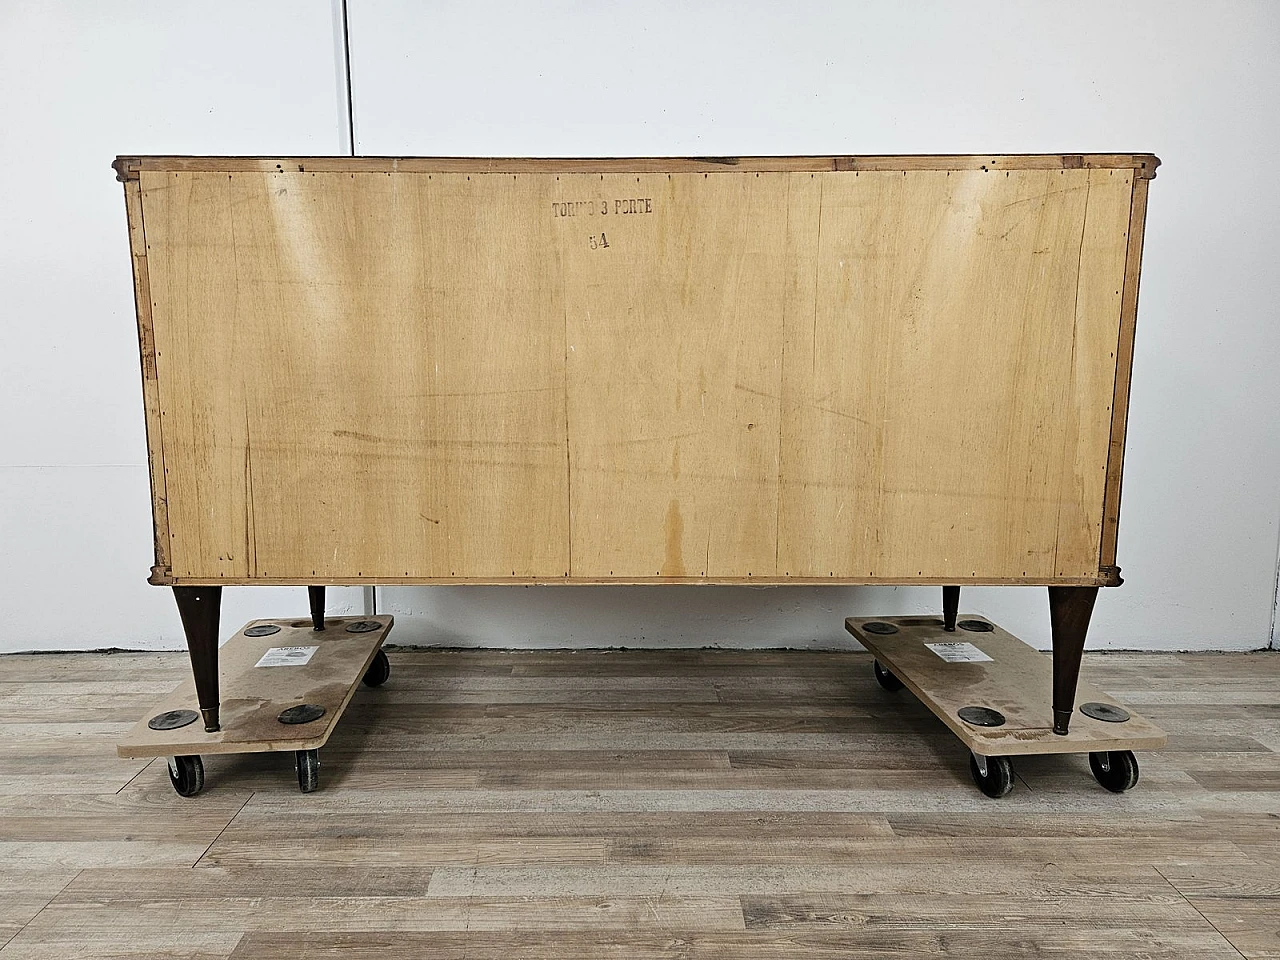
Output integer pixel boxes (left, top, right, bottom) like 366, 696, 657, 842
588, 233, 610, 250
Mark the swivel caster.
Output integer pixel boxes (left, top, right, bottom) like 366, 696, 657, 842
969, 753, 1014, 798
873, 659, 904, 692
1089, 750, 1139, 793
167, 755, 204, 797
362, 649, 391, 688
295, 749, 320, 793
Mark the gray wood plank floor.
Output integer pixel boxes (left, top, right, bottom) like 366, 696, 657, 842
0, 647, 1275, 958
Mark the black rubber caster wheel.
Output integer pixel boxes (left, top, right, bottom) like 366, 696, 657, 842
295, 749, 320, 793
167, 755, 204, 797
873, 659, 904, 692
969, 753, 1014, 798
362, 649, 391, 688
1089, 750, 1139, 793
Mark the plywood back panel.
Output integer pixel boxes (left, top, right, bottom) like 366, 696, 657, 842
126, 156, 1151, 585
778, 168, 1133, 580
143, 170, 570, 581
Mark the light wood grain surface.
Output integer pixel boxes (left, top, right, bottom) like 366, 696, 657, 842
126, 155, 1150, 586
0, 645, 1275, 958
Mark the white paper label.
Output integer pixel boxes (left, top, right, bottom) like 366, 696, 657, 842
925, 642, 993, 663
255, 646, 319, 668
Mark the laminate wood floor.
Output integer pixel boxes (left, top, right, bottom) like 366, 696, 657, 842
0, 647, 1276, 958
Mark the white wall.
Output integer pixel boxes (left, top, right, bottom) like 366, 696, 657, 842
2, 1, 1277, 654
0, 1, 366, 650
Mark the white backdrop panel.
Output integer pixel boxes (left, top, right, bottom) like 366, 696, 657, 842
349, 0, 1280, 652
0, 1, 362, 652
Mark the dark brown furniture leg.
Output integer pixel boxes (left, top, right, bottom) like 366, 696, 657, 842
308, 586, 326, 631
172, 586, 223, 732
942, 586, 960, 632
1048, 586, 1099, 735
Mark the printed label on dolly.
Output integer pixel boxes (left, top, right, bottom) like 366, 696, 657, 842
925, 642, 993, 663
254, 646, 319, 668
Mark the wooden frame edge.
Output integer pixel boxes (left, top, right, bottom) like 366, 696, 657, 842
161, 575, 1114, 588
113, 157, 141, 182
1099, 173, 1154, 573
120, 172, 173, 584
119, 153, 1160, 175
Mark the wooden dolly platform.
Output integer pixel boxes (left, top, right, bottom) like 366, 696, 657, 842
118, 613, 394, 796
846, 614, 1166, 798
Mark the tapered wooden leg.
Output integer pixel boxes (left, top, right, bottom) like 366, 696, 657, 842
172, 586, 222, 732
1048, 586, 1099, 735
308, 586, 326, 631
942, 586, 960, 632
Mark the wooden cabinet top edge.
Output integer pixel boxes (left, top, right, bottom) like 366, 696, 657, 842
113, 153, 1160, 176
157, 575, 1116, 588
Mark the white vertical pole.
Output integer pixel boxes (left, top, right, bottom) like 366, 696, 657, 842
331, 0, 356, 155
332, 0, 374, 619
